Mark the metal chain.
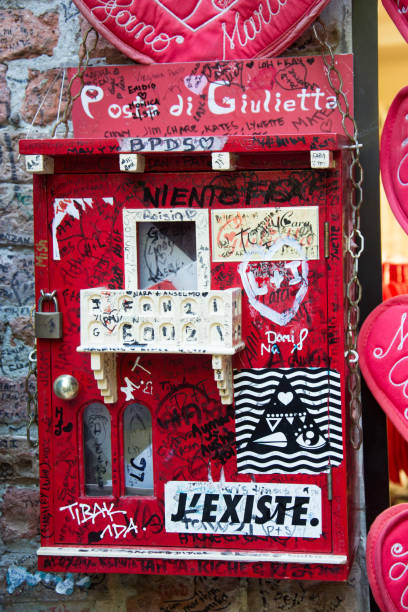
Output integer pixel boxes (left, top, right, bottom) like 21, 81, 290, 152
52, 26, 99, 138
313, 22, 364, 450
25, 29, 98, 443
25, 349, 39, 448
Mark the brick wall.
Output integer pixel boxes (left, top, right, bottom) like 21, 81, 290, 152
0, 0, 370, 610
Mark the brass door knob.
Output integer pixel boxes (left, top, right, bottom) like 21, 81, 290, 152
53, 375, 79, 400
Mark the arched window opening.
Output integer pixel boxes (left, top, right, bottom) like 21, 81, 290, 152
124, 403, 154, 496
83, 403, 112, 496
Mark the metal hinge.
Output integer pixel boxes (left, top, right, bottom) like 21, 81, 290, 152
327, 466, 333, 501
324, 222, 330, 258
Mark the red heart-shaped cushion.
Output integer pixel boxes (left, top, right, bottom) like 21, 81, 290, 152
381, 86, 408, 235
382, 0, 408, 43
358, 296, 408, 442
72, 0, 330, 63
367, 503, 408, 611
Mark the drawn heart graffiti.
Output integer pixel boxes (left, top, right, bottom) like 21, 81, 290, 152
102, 311, 120, 333
184, 74, 208, 95
320, 118, 333, 132
358, 295, 408, 441
71, 0, 331, 63
367, 503, 408, 612
275, 64, 308, 91
382, 0, 408, 43
198, 137, 214, 150
381, 86, 408, 235
238, 237, 309, 327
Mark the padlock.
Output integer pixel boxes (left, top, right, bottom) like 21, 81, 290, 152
35, 290, 62, 339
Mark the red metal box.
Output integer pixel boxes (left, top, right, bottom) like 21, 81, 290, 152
20, 131, 358, 580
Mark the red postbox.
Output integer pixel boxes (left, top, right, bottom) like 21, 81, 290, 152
20, 57, 359, 581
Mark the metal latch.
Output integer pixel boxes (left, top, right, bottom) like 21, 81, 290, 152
34, 290, 62, 339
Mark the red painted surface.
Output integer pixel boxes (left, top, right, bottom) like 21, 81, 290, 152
381, 86, 408, 236
20, 134, 349, 156
68, 57, 353, 141
71, 0, 330, 64
366, 503, 408, 612
23, 133, 356, 579
383, 263, 408, 484
382, 0, 408, 44
359, 296, 408, 444
39, 554, 351, 581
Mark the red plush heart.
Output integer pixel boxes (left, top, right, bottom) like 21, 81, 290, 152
72, 0, 330, 63
381, 86, 408, 235
358, 296, 408, 441
382, 0, 408, 43
367, 503, 408, 611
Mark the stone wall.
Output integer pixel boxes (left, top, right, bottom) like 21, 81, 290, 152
0, 0, 370, 610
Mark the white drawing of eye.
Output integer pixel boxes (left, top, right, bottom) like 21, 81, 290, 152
295, 430, 326, 449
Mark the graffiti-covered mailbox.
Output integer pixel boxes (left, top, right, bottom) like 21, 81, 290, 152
20, 58, 359, 581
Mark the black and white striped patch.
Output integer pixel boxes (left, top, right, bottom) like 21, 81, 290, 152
234, 368, 343, 474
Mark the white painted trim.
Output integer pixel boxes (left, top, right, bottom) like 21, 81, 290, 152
38, 546, 347, 565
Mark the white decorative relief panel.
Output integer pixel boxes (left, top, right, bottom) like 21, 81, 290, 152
90, 352, 117, 404
212, 355, 234, 405
78, 288, 243, 355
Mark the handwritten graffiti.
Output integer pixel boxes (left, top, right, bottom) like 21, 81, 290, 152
157, 383, 235, 470
191, 406, 236, 464
109, 94, 160, 121
162, 576, 230, 611
130, 457, 146, 481
212, 207, 319, 261
140, 173, 325, 209
54, 406, 73, 436
157, 383, 219, 431
124, 403, 154, 492
239, 240, 309, 326
120, 376, 153, 400
139, 220, 196, 289
123, 135, 227, 152
83, 404, 112, 492
72, 57, 352, 141
59, 501, 138, 540
261, 328, 309, 356
35, 240, 48, 267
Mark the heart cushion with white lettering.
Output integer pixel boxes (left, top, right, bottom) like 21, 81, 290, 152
381, 86, 408, 235
366, 503, 408, 612
72, 0, 330, 63
382, 0, 408, 43
358, 296, 408, 441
